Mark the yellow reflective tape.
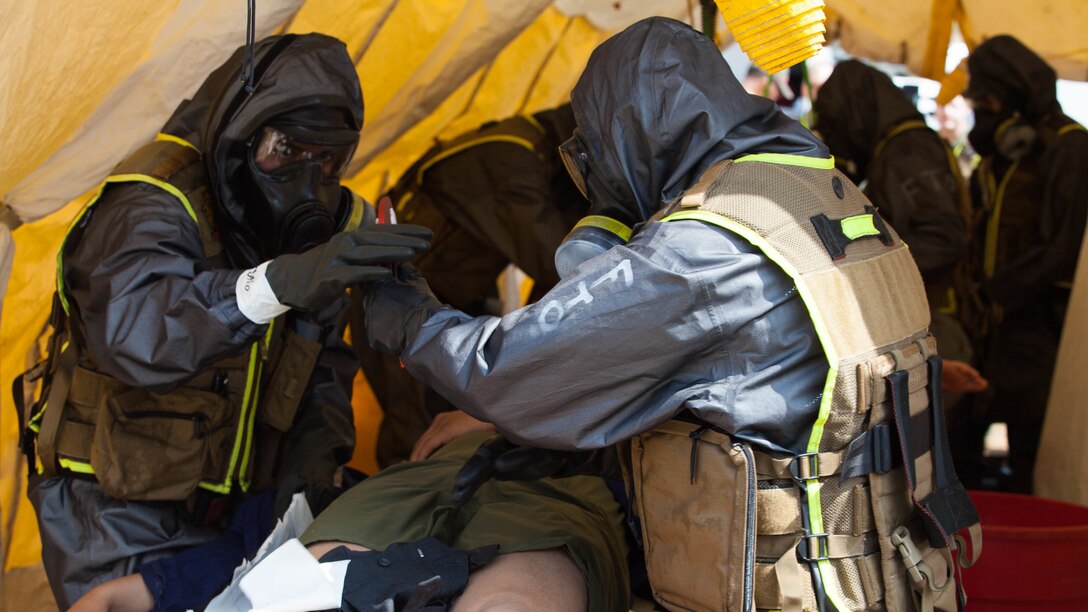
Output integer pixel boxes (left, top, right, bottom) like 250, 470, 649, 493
573, 215, 633, 241
522, 114, 546, 134
198, 480, 232, 494
205, 340, 260, 494
105, 174, 198, 223
872, 120, 927, 160
344, 192, 366, 232
416, 135, 539, 185
58, 457, 95, 475
734, 153, 835, 169
240, 322, 275, 491
1058, 123, 1087, 137
663, 208, 841, 608
936, 287, 958, 315
840, 214, 879, 240
983, 160, 1020, 278
156, 132, 200, 152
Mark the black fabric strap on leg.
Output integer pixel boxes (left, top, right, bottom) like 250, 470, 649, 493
320, 537, 500, 611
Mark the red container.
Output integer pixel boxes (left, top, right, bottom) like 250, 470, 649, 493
960, 491, 1088, 610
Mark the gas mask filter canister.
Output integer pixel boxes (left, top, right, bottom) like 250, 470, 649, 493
554, 216, 632, 279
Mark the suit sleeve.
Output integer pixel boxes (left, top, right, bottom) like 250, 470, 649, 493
868, 135, 966, 277
64, 182, 265, 393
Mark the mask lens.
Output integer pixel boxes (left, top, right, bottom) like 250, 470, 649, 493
558, 136, 589, 199
252, 126, 358, 179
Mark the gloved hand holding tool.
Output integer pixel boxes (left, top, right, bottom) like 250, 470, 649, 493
265, 222, 431, 312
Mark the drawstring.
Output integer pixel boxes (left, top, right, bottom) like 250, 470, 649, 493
241, 0, 257, 93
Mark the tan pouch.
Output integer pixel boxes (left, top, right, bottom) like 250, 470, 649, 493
91, 386, 233, 501
632, 419, 755, 612
261, 330, 322, 432
860, 338, 959, 611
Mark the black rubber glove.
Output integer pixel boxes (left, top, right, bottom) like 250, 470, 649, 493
362, 264, 444, 355
266, 224, 432, 311
450, 435, 619, 506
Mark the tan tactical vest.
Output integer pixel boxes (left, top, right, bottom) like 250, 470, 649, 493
628, 154, 981, 612
22, 136, 345, 504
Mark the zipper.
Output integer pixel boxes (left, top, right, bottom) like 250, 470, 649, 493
734, 440, 756, 612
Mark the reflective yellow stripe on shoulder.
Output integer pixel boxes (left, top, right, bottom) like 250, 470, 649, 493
734, 153, 836, 169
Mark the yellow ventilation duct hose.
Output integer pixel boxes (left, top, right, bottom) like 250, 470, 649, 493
716, 0, 827, 74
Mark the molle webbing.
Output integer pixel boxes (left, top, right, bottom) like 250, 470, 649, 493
652, 156, 972, 611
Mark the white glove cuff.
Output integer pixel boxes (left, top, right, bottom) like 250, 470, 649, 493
236, 260, 291, 324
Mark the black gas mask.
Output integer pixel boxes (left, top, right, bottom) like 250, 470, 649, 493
968, 106, 1036, 161
243, 121, 359, 257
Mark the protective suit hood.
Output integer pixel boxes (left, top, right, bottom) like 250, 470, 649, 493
568, 17, 827, 225
532, 104, 576, 155
160, 34, 364, 266
813, 60, 921, 173
965, 35, 1060, 120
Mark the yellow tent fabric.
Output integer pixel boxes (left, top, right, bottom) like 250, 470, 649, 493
2, 1, 1087, 608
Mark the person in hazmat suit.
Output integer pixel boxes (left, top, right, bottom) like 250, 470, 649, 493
352, 104, 588, 466
953, 35, 1088, 492
18, 33, 430, 608
813, 60, 976, 373
358, 17, 981, 611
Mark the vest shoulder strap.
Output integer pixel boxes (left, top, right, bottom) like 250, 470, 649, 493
391, 116, 552, 212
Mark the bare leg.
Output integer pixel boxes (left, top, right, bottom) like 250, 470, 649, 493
306, 540, 371, 559
453, 548, 588, 612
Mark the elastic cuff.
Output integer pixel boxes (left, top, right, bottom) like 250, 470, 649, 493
236, 261, 291, 324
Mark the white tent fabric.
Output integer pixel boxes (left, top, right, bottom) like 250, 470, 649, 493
828, 0, 1088, 81
1036, 232, 1088, 506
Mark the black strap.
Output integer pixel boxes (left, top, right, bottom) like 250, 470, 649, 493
810, 205, 895, 261
840, 410, 933, 480
918, 355, 981, 549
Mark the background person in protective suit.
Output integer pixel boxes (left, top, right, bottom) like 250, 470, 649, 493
24, 34, 430, 608
351, 104, 587, 466
954, 35, 1088, 492
813, 60, 975, 371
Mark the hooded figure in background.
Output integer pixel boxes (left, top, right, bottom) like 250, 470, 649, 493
351, 104, 587, 466
954, 35, 1088, 492
813, 59, 974, 387
361, 17, 977, 610
22, 34, 429, 608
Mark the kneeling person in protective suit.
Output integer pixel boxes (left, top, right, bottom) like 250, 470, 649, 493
19, 34, 430, 608
352, 103, 587, 466
361, 18, 981, 611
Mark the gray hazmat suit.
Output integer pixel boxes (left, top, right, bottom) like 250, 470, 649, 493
362, 18, 831, 457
